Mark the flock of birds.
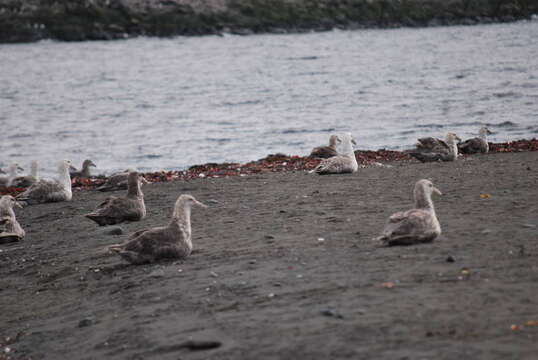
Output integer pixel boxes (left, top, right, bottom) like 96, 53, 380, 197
0, 126, 491, 263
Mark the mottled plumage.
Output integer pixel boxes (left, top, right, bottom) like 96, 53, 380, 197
85, 172, 146, 226
458, 126, 492, 154
16, 160, 72, 205
0, 196, 24, 243
376, 179, 442, 246
408, 133, 460, 162
70, 159, 96, 178
108, 194, 207, 264
309, 135, 340, 159
97, 171, 130, 192
311, 133, 358, 175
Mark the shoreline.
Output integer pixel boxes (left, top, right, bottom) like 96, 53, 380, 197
1, 0, 537, 43
1, 147, 537, 359
1, 138, 536, 196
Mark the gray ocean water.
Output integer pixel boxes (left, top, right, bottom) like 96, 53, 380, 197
1, 20, 537, 176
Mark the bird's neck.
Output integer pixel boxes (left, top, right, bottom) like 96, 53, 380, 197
415, 190, 434, 211
127, 180, 142, 198
170, 204, 192, 238
58, 166, 72, 191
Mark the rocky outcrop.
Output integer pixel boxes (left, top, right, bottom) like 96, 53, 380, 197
1, 0, 536, 43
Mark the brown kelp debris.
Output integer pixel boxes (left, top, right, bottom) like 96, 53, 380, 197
1, 139, 535, 195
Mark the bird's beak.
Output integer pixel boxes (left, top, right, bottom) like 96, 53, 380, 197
351, 138, 357, 145
140, 177, 150, 185
194, 200, 208, 208
455, 136, 462, 142
69, 165, 77, 172
15, 201, 23, 208
90, 161, 97, 167
487, 129, 493, 135
17, 166, 24, 171
433, 187, 442, 196
336, 137, 342, 143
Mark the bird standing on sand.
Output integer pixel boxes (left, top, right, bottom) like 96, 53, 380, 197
311, 133, 358, 174
408, 133, 460, 162
0, 195, 25, 243
458, 126, 492, 154
16, 160, 72, 204
375, 179, 442, 246
309, 135, 341, 159
85, 172, 147, 226
0, 163, 23, 187
11, 160, 39, 188
70, 159, 97, 178
108, 194, 207, 264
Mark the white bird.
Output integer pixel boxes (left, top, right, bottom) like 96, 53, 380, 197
16, 160, 72, 205
458, 126, 492, 154
375, 179, 442, 246
108, 194, 207, 264
310, 133, 358, 174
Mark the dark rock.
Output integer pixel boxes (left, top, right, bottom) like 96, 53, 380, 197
320, 308, 344, 319
78, 317, 94, 328
101, 226, 123, 236
446, 255, 455, 263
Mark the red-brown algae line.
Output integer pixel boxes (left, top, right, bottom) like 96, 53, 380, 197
1, 139, 537, 196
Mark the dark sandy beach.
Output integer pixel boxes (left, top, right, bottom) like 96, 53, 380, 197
1, 150, 537, 359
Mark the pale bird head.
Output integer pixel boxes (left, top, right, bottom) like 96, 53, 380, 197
181, 194, 208, 208
479, 126, 492, 136
83, 159, 97, 168
416, 179, 442, 197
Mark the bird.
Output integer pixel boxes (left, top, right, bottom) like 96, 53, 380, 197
108, 194, 207, 264
310, 133, 358, 174
0, 195, 25, 243
0, 163, 24, 187
69, 159, 97, 178
85, 171, 147, 226
11, 160, 39, 188
16, 160, 72, 205
458, 126, 492, 154
408, 133, 461, 162
96, 170, 132, 192
0, 216, 25, 244
309, 135, 340, 159
375, 179, 442, 246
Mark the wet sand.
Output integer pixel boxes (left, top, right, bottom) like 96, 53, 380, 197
1, 151, 537, 359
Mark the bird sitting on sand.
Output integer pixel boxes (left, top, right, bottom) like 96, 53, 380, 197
458, 126, 492, 154
0, 163, 24, 187
69, 159, 97, 178
108, 194, 207, 264
408, 133, 461, 162
96, 170, 134, 192
375, 179, 442, 246
11, 160, 39, 188
85, 171, 147, 226
0, 195, 25, 243
309, 135, 341, 159
16, 160, 72, 205
310, 133, 358, 174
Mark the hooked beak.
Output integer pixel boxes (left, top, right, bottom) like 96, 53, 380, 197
194, 199, 208, 208
336, 136, 342, 143
89, 161, 97, 167
139, 177, 150, 185
17, 165, 24, 171
69, 165, 77, 172
487, 129, 493, 135
15, 201, 24, 208
351, 138, 357, 145
433, 187, 442, 196
455, 136, 462, 142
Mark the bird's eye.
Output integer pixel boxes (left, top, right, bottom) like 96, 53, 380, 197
429, 184, 433, 187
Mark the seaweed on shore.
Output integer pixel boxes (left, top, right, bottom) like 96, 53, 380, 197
1, 139, 536, 196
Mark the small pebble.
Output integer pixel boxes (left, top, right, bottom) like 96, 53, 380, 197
78, 317, 94, 328
446, 255, 455, 263
210, 271, 218, 278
